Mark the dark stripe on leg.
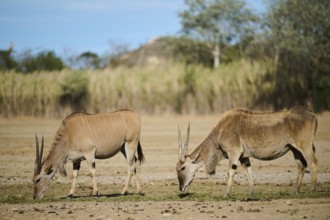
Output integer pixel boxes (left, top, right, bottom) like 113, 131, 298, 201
290, 146, 307, 167
232, 164, 237, 170
92, 162, 96, 169
73, 162, 81, 170
239, 157, 251, 167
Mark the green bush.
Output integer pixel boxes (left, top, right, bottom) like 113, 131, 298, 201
59, 71, 89, 111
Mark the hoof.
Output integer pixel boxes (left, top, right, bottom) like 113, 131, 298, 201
136, 191, 145, 196
223, 191, 231, 198
311, 185, 316, 192
90, 191, 99, 197
248, 190, 254, 196
66, 194, 74, 198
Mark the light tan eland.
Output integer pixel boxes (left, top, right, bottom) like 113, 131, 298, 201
33, 109, 145, 199
176, 106, 318, 196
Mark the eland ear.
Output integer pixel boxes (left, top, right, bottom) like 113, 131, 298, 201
192, 152, 201, 164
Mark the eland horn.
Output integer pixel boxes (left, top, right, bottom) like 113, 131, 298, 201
183, 123, 190, 156
34, 134, 44, 175
178, 125, 183, 160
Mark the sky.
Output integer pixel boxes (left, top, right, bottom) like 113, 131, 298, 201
1, 0, 266, 57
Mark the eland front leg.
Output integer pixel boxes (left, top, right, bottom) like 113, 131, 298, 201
68, 161, 81, 197
225, 155, 240, 196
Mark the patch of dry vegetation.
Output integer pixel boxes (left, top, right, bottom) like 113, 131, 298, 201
0, 60, 268, 117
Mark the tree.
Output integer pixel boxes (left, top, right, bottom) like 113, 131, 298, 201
17, 50, 65, 73
179, 0, 259, 67
265, 0, 330, 111
77, 51, 101, 70
0, 44, 17, 71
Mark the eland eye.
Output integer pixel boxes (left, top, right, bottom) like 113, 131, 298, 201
180, 166, 185, 171
35, 178, 41, 183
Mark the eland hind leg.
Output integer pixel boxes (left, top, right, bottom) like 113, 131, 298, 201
290, 142, 317, 193
310, 144, 318, 191
121, 141, 141, 195
239, 157, 254, 195
84, 148, 98, 196
290, 146, 307, 193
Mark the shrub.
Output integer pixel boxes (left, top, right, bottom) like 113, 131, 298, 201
58, 71, 89, 111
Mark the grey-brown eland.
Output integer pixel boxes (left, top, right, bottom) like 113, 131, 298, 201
33, 109, 145, 199
176, 106, 318, 196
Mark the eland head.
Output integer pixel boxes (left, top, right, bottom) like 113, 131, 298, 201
176, 124, 202, 193
32, 135, 53, 199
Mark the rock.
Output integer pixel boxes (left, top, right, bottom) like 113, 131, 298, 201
247, 208, 261, 213
34, 207, 42, 212
286, 200, 293, 206
163, 213, 172, 217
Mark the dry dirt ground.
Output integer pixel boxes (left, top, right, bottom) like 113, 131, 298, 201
0, 113, 329, 219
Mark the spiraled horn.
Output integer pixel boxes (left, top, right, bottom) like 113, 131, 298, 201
178, 125, 183, 160
35, 134, 40, 175
34, 134, 44, 175
183, 123, 190, 156
40, 136, 44, 169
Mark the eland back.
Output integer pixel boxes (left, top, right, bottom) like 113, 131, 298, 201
33, 109, 145, 199
177, 106, 318, 196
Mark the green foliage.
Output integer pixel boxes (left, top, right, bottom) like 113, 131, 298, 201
313, 73, 330, 112
59, 71, 89, 111
257, 0, 330, 111
179, 0, 259, 67
167, 36, 213, 67
17, 50, 65, 73
77, 51, 102, 70
0, 46, 17, 71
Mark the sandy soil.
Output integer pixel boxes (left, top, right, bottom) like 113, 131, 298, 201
1, 198, 330, 220
0, 114, 329, 219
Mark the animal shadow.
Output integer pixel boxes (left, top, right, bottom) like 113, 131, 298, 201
178, 192, 193, 198
60, 192, 145, 199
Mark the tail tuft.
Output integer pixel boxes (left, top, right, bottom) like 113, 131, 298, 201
137, 141, 145, 164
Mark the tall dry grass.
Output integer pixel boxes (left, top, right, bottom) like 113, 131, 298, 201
0, 60, 269, 118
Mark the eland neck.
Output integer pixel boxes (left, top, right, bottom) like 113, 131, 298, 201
42, 140, 68, 176
187, 129, 219, 165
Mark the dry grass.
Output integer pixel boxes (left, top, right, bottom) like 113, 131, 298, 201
0, 60, 268, 117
